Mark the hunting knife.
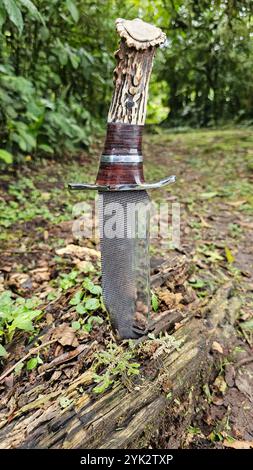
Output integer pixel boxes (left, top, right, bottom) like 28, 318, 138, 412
69, 18, 175, 338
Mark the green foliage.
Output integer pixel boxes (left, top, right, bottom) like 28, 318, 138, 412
0, 149, 13, 164
0, 290, 42, 343
26, 354, 43, 370
93, 341, 140, 394
59, 396, 72, 408
158, 0, 253, 127
0, 0, 252, 162
240, 318, 253, 332
0, 344, 8, 357
0, 0, 115, 161
151, 292, 159, 312
59, 270, 79, 290
0, 176, 56, 228
68, 278, 103, 332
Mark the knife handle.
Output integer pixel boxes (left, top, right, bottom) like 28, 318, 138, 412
96, 18, 166, 187
108, 18, 166, 126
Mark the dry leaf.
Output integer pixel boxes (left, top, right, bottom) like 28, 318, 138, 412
211, 396, 224, 406
50, 371, 62, 382
8, 273, 31, 288
235, 371, 253, 402
1, 266, 12, 273
31, 267, 50, 282
223, 439, 253, 449
158, 290, 183, 308
56, 244, 100, 259
52, 323, 79, 347
226, 200, 246, 207
212, 341, 224, 354
43, 230, 48, 242
46, 313, 54, 325
199, 215, 212, 228
213, 375, 227, 394
74, 259, 95, 272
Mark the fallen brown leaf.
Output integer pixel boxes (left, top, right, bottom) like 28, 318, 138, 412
223, 439, 253, 449
8, 273, 32, 289
213, 375, 227, 394
52, 323, 79, 347
158, 290, 183, 309
31, 267, 50, 282
56, 244, 100, 259
226, 200, 246, 207
212, 341, 224, 354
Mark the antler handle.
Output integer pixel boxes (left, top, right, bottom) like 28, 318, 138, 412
108, 18, 166, 125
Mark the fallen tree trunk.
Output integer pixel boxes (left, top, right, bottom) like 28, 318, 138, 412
0, 266, 240, 449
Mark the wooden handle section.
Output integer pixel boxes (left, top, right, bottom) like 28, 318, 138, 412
108, 18, 166, 126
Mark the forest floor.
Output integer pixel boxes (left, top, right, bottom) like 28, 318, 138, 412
0, 128, 252, 448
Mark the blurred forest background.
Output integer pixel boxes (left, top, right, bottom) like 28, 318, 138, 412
0, 0, 252, 164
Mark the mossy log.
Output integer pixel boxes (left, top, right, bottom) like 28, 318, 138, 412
0, 269, 240, 449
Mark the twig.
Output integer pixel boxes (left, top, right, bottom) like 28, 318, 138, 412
0, 339, 57, 383
38, 344, 88, 372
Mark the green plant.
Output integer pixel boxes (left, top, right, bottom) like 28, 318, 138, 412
151, 292, 159, 312
68, 278, 103, 332
59, 270, 79, 290
188, 426, 202, 435
93, 341, 140, 394
0, 149, 13, 164
0, 290, 42, 344
26, 354, 43, 370
147, 332, 183, 359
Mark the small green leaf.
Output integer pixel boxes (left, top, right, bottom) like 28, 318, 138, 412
200, 192, 218, 200
47, 290, 59, 301
85, 298, 100, 311
71, 320, 81, 330
78, 261, 94, 273
69, 290, 83, 306
83, 278, 102, 296
0, 5, 7, 29
76, 303, 87, 315
241, 318, 253, 331
19, 0, 44, 23
37, 355, 43, 364
38, 144, 54, 154
87, 315, 103, 326
225, 246, 235, 264
59, 396, 72, 408
3, 0, 23, 34
0, 344, 8, 357
151, 293, 159, 312
26, 357, 38, 370
93, 374, 113, 394
83, 323, 92, 333
66, 0, 79, 22
189, 279, 206, 289
0, 149, 13, 164
14, 362, 24, 374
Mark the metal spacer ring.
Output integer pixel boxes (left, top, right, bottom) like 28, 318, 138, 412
100, 154, 143, 163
